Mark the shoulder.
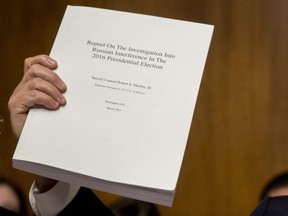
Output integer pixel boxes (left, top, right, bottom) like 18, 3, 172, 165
251, 196, 288, 216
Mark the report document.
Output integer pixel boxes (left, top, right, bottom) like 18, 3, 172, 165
13, 5, 214, 206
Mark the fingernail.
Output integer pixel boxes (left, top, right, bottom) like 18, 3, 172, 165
59, 96, 66, 105
48, 58, 57, 66
59, 83, 67, 92
51, 101, 60, 109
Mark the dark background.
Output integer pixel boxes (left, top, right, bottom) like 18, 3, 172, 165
1, 0, 288, 215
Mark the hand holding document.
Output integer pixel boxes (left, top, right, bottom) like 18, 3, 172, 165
13, 6, 214, 206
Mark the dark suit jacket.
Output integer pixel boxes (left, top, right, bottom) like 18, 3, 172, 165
58, 187, 114, 216
0, 187, 114, 216
251, 196, 288, 216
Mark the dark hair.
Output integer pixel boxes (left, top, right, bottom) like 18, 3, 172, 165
0, 175, 27, 215
260, 172, 288, 201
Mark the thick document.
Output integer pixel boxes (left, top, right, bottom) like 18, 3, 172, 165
13, 6, 213, 206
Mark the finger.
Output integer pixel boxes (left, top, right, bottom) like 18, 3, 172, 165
24, 54, 57, 73
10, 88, 61, 113
20, 64, 67, 93
8, 83, 64, 138
26, 77, 66, 106
26, 90, 62, 110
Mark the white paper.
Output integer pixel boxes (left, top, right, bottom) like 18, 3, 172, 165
13, 6, 214, 206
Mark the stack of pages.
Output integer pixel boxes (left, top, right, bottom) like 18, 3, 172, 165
13, 5, 214, 206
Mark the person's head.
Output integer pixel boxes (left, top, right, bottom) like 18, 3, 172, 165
0, 176, 26, 214
260, 171, 288, 201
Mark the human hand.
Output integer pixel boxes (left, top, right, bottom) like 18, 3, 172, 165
8, 54, 67, 138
